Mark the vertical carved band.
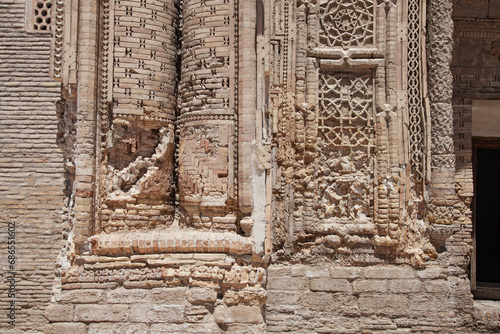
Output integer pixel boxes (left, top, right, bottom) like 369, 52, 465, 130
50, 0, 63, 80
407, 0, 426, 182
426, 0, 456, 224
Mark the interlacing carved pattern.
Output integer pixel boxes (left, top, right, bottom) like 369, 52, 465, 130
318, 72, 374, 221
407, 0, 425, 181
319, 73, 373, 149
319, 0, 374, 48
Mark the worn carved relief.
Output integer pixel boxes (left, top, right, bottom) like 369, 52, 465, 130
97, 0, 179, 232
317, 72, 374, 221
270, 0, 434, 265
29, 0, 489, 331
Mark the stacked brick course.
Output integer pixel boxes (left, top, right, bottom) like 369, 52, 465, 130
0, 0, 64, 331
267, 264, 474, 333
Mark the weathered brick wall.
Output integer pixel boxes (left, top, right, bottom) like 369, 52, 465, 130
267, 264, 475, 333
45, 253, 266, 334
0, 0, 64, 331
451, 5, 500, 330
452, 5, 500, 219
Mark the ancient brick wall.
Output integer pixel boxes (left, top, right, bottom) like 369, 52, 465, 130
267, 264, 473, 333
451, 3, 500, 224
2, 0, 499, 333
451, 2, 500, 328
43, 1, 267, 333
0, 0, 64, 331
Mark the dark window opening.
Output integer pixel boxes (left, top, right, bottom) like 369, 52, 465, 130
473, 139, 500, 300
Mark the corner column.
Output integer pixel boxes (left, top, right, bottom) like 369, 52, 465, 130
426, 0, 457, 225
73, 0, 99, 252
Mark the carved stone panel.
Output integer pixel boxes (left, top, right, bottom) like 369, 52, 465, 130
317, 71, 374, 221
319, 0, 374, 48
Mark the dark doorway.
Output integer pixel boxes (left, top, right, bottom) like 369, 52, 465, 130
473, 140, 500, 299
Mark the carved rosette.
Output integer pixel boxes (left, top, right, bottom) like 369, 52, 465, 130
319, 0, 374, 48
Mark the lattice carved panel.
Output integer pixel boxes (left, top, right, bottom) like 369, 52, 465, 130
317, 72, 374, 221
32, 0, 53, 31
319, 0, 374, 48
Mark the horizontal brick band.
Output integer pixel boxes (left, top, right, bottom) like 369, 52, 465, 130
89, 231, 253, 256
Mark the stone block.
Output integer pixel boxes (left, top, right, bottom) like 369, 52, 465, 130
74, 304, 129, 322
329, 267, 362, 280
353, 279, 388, 293
187, 287, 217, 304
407, 294, 450, 312
310, 278, 352, 293
213, 305, 264, 324
44, 322, 86, 334
45, 304, 74, 322
302, 292, 334, 308
291, 265, 330, 278
225, 324, 267, 333
267, 291, 302, 306
129, 304, 185, 323
150, 323, 222, 334
150, 287, 187, 304
424, 280, 451, 293
106, 288, 148, 304
267, 276, 309, 291
59, 289, 104, 304
267, 265, 291, 276
417, 267, 446, 279
88, 323, 148, 334
363, 266, 416, 279
389, 279, 423, 293
359, 295, 409, 316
